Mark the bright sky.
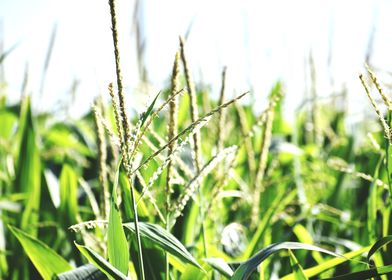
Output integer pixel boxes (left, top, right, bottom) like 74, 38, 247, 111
1, 0, 391, 119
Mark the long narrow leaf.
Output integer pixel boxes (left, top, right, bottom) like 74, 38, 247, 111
367, 235, 392, 263
204, 258, 234, 278
75, 243, 128, 280
232, 242, 344, 280
108, 162, 129, 275
281, 246, 370, 280
59, 164, 78, 226
321, 264, 392, 280
140, 91, 161, 126
8, 226, 72, 280
56, 264, 106, 280
243, 189, 296, 259
123, 222, 203, 271
288, 250, 308, 280
15, 97, 41, 236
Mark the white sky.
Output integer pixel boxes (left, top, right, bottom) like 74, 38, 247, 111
1, 0, 391, 119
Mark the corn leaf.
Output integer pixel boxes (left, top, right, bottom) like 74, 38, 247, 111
56, 264, 106, 280
367, 235, 392, 263
123, 222, 203, 271
59, 164, 78, 226
8, 226, 72, 280
108, 162, 129, 275
15, 97, 41, 236
281, 246, 370, 280
232, 242, 343, 280
321, 264, 392, 280
243, 189, 296, 259
288, 250, 308, 280
204, 258, 233, 278
75, 243, 128, 280
140, 91, 161, 126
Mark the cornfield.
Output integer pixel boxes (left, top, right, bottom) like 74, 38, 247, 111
0, 0, 391, 279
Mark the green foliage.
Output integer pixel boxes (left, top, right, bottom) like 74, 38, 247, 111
108, 166, 129, 276
75, 243, 128, 280
1, 57, 392, 280
8, 226, 72, 279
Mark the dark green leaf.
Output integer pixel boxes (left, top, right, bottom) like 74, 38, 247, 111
321, 264, 392, 280
367, 235, 392, 263
15, 97, 41, 236
56, 264, 106, 280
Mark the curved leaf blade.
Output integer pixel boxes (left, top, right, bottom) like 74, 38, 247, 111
204, 258, 234, 278
321, 264, 392, 280
281, 246, 370, 280
123, 222, 203, 271
232, 242, 343, 280
75, 243, 127, 280
288, 250, 308, 280
108, 164, 129, 276
56, 264, 106, 280
8, 226, 72, 280
367, 235, 392, 263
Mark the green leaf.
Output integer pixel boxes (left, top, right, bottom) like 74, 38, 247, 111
321, 264, 392, 280
281, 246, 370, 280
108, 163, 129, 275
140, 91, 161, 126
8, 226, 72, 280
243, 189, 296, 259
232, 242, 343, 280
59, 164, 78, 226
292, 224, 324, 264
0, 109, 17, 139
56, 264, 106, 280
367, 155, 383, 244
75, 243, 128, 280
123, 222, 203, 271
367, 235, 392, 263
118, 166, 149, 221
204, 258, 233, 278
288, 250, 308, 280
15, 97, 41, 236
180, 263, 210, 280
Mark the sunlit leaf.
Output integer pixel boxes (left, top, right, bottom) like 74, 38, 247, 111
108, 162, 129, 275
232, 242, 343, 280
9, 226, 72, 280
75, 243, 127, 280
123, 222, 203, 271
